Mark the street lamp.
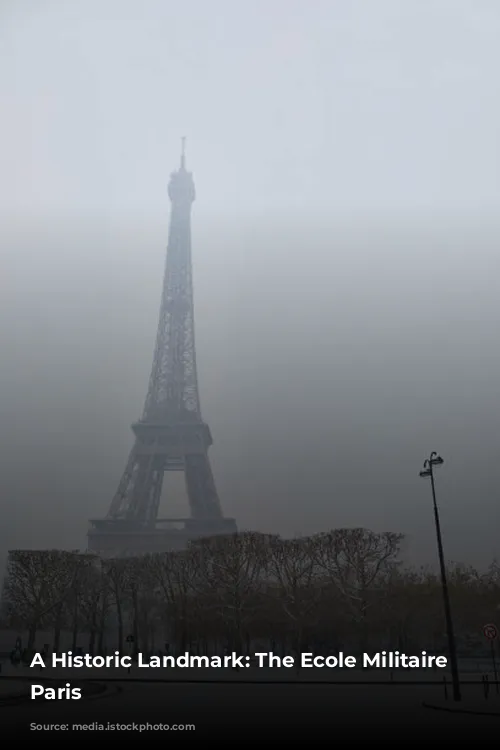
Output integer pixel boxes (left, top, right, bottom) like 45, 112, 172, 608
419, 452, 461, 702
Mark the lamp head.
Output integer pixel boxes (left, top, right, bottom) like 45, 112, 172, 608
419, 469, 431, 478
430, 455, 444, 466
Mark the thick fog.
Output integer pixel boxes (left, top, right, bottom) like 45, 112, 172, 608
1, 1, 499, 567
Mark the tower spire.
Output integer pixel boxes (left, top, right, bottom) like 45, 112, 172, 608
181, 136, 186, 169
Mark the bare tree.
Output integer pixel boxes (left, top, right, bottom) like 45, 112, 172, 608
146, 548, 200, 653
312, 528, 403, 651
102, 558, 129, 652
78, 558, 112, 654
191, 532, 271, 656
2, 550, 83, 651
382, 566, 434, 650
2, 530, 498, 659
119, 557, 156, 655
65, 554, 99, 651
267, 536, 321, 667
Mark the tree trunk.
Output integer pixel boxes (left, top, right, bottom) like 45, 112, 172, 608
98, 601, 106, 655
358, 599, 368, 655
150, 628, 155, 652
179, 603, 188, 651
132, 591, 139, 657
27, 622, 37, 653
294, 626, 303, 674
53, 603, 63, 653
88, 604, 98, 655
116, 598, 124, 652
71, 599, 78, 651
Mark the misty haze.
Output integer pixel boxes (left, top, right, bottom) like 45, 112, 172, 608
1, 1, 500, 569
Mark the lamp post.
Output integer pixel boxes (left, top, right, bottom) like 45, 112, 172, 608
419, 452, 461, 702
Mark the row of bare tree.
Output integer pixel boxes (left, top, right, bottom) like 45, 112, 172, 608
1, 529, 498, 657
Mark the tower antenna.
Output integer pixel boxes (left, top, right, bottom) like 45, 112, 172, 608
181, 136, 186, 169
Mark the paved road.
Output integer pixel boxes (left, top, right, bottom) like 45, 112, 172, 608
0, 680, 27, 698
0, 681, 498, 732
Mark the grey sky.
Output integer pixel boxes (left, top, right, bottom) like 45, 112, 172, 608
2, 1, 500, 219
1, 1, 500, 566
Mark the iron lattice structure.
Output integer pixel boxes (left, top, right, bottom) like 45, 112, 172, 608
88, 143, 236, 556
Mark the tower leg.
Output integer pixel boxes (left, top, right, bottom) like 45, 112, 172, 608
185, 454, 223, 518
128, 454, 164, 523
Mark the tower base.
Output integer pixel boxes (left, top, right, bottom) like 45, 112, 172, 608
87, 517, 237, 557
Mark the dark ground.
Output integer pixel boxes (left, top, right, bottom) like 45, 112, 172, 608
0, 680, 498, 735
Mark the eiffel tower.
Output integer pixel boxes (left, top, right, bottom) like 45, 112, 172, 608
88, 141, 237, 556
